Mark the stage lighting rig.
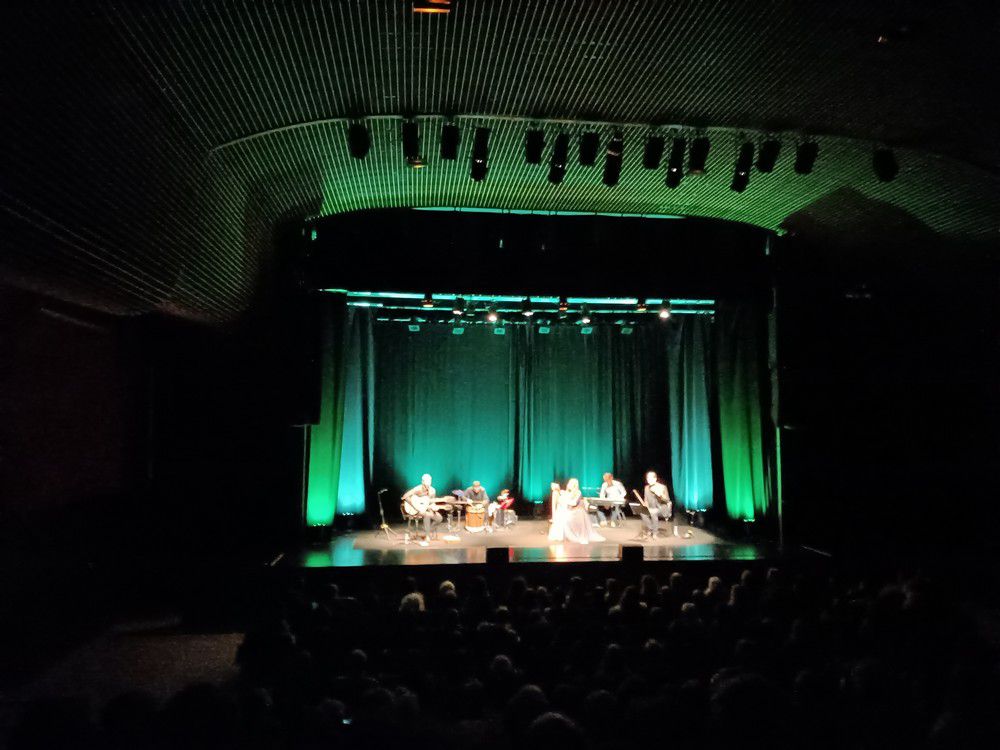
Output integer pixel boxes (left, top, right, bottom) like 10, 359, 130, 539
757, 139, 781, 172
440, 122, 459, 160
580, 306, 592, 325
413, 0, 451, 14
471, 127, 490, 181
558, 296, 569, 313
347, 122, 370, 159
731, 142, 754, 192
525, 129, 545, 164
643, 135, 664, 169
658, 302, 672, 319
402, 120, 424, 167
665, 137, 686, 188
579, 131, 600, 166
688, 136, 710, 175
548, 133, 569, 184
452, 298, 466, 316
636, 298, 648, 313
421, 292, 434, 308
521, 298, 535, 317
873, 148, 898, 182
794, 141, 819, 174
486, 308, 499, 323
602, 132, 624, 187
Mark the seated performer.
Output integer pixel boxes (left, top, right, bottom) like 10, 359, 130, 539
640, 470, 673, 539
487, 488, 515, 529
597, 472, 627, 527
464, 480, 490, 508
402, 473, 442, 539
549, 478, 605, 544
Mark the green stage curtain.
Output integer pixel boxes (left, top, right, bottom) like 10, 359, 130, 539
714, 305, 772, 520
668, 316, 714, 510
333, 309, 374, 516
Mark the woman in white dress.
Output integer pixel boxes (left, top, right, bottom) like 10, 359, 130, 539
549, 478, 606, 544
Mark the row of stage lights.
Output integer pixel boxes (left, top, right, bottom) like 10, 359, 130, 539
346, 121, 901, 189
420, 294, 672, 323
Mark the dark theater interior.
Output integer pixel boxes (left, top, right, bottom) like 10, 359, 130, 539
1, 1, 998, 748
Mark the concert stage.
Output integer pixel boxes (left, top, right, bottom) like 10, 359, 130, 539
294, 519, 772, 568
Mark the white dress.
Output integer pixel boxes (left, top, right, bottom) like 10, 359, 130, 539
549, 490, 606, 544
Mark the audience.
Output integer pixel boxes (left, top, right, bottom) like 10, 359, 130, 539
8, 566, 1000, 749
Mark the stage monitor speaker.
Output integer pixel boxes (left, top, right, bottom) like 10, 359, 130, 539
621, 545, 644, 565
486, 546, 510, 565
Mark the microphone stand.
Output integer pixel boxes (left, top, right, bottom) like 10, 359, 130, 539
376, 489, 398, 541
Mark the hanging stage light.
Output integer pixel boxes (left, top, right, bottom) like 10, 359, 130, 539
688, 136, 711, 175
413, 0, 452, 14
402, 120, 423, 167
347, 122, 370, 159
521, 297, 534, 317
525, 129, 545, 164
580, 305, 592, 325
636, 298, 648, 313
643, 135, 665, 169
579, 131, 600, 166
452, 297, 466, 316
440, 122, 460, 160
602, 132, 624, 187
757, 139, 781, 173
558, 296, 569, 313
421, 292, 435, 308
731, 142, 754, 192
665, 137, 686, 188
486, 308, 499, 323
548, 133, 569, 184
794, 141, 819, 174
471, 127, 490, 181
873, 148, 898, 182
658, 302, 671, 319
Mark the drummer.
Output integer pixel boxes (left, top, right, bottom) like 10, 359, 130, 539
464, 480, 490, 508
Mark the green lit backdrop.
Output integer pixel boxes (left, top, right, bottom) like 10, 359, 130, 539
306, 298, 773, 526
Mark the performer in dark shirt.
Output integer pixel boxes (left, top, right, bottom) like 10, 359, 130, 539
642, 470, 673, 538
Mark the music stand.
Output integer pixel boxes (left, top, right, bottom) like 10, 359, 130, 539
628, 501, 653, 542
376, 490, 398, 541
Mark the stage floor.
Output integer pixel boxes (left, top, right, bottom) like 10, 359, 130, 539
294, 518, 773, 567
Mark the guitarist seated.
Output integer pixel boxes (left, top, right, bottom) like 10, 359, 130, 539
402, 473, 443, 539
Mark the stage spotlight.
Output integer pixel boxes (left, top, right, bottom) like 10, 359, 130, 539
347, 122, 370, 159
658, 302, 671, 320
602, 132, 624, 187
421, 292, 434, 308
873, 148, 898, 181
643, 136, 664, 169
558, 296, 569, 313
440, 122, 459, 160
794, 141, 819, 174
731, 142, 754, 192
757, 139, 781, 173
471, 127, 490, 181
413, 0, 451, 13
525, 129, 545, 164
402, 120, 422, 166
665, 137, 686, 188
486, 308, 499, 323
548, 133, 569, 184
688, 136, 711, 175
580, 306, 592, 325
579, 131, 600, 166
452, 297, 466, 316
521, 297, 534, 317
636, 298, 648, 313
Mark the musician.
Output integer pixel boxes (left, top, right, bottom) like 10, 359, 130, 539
549, 481, 562, 522
402, 473, 442, 538
487, 488, 515, 529
641, 470, 673, 538
597, 472, 627, 527
464, 480, 490, 508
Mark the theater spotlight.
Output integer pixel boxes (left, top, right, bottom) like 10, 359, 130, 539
402, 120, 423, 167
665, 137, 686, 189
873, 148, 898, 182
731, 142, 754, 192
548, 133, 569, 184
521, 297, 534, 317
794, 141, 819, 174
471, 127, 490, 181
636, 298, 648, 313
440, 122, 460, 160
688, 136, 711, 175
347, 122, 370, 159
525, 129, 545, 164
486, 308, 499, 323
658, 302, 671, 320
643, 135, 665, 170
602, 132, 624, 187
757, 139, 781, 173
452, 297, 466, 316
421, 292, 434, 308
580, 306, 592, 325
413, 0, 451, 13
579, 131, 600, 166
558, 296, 569, 313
